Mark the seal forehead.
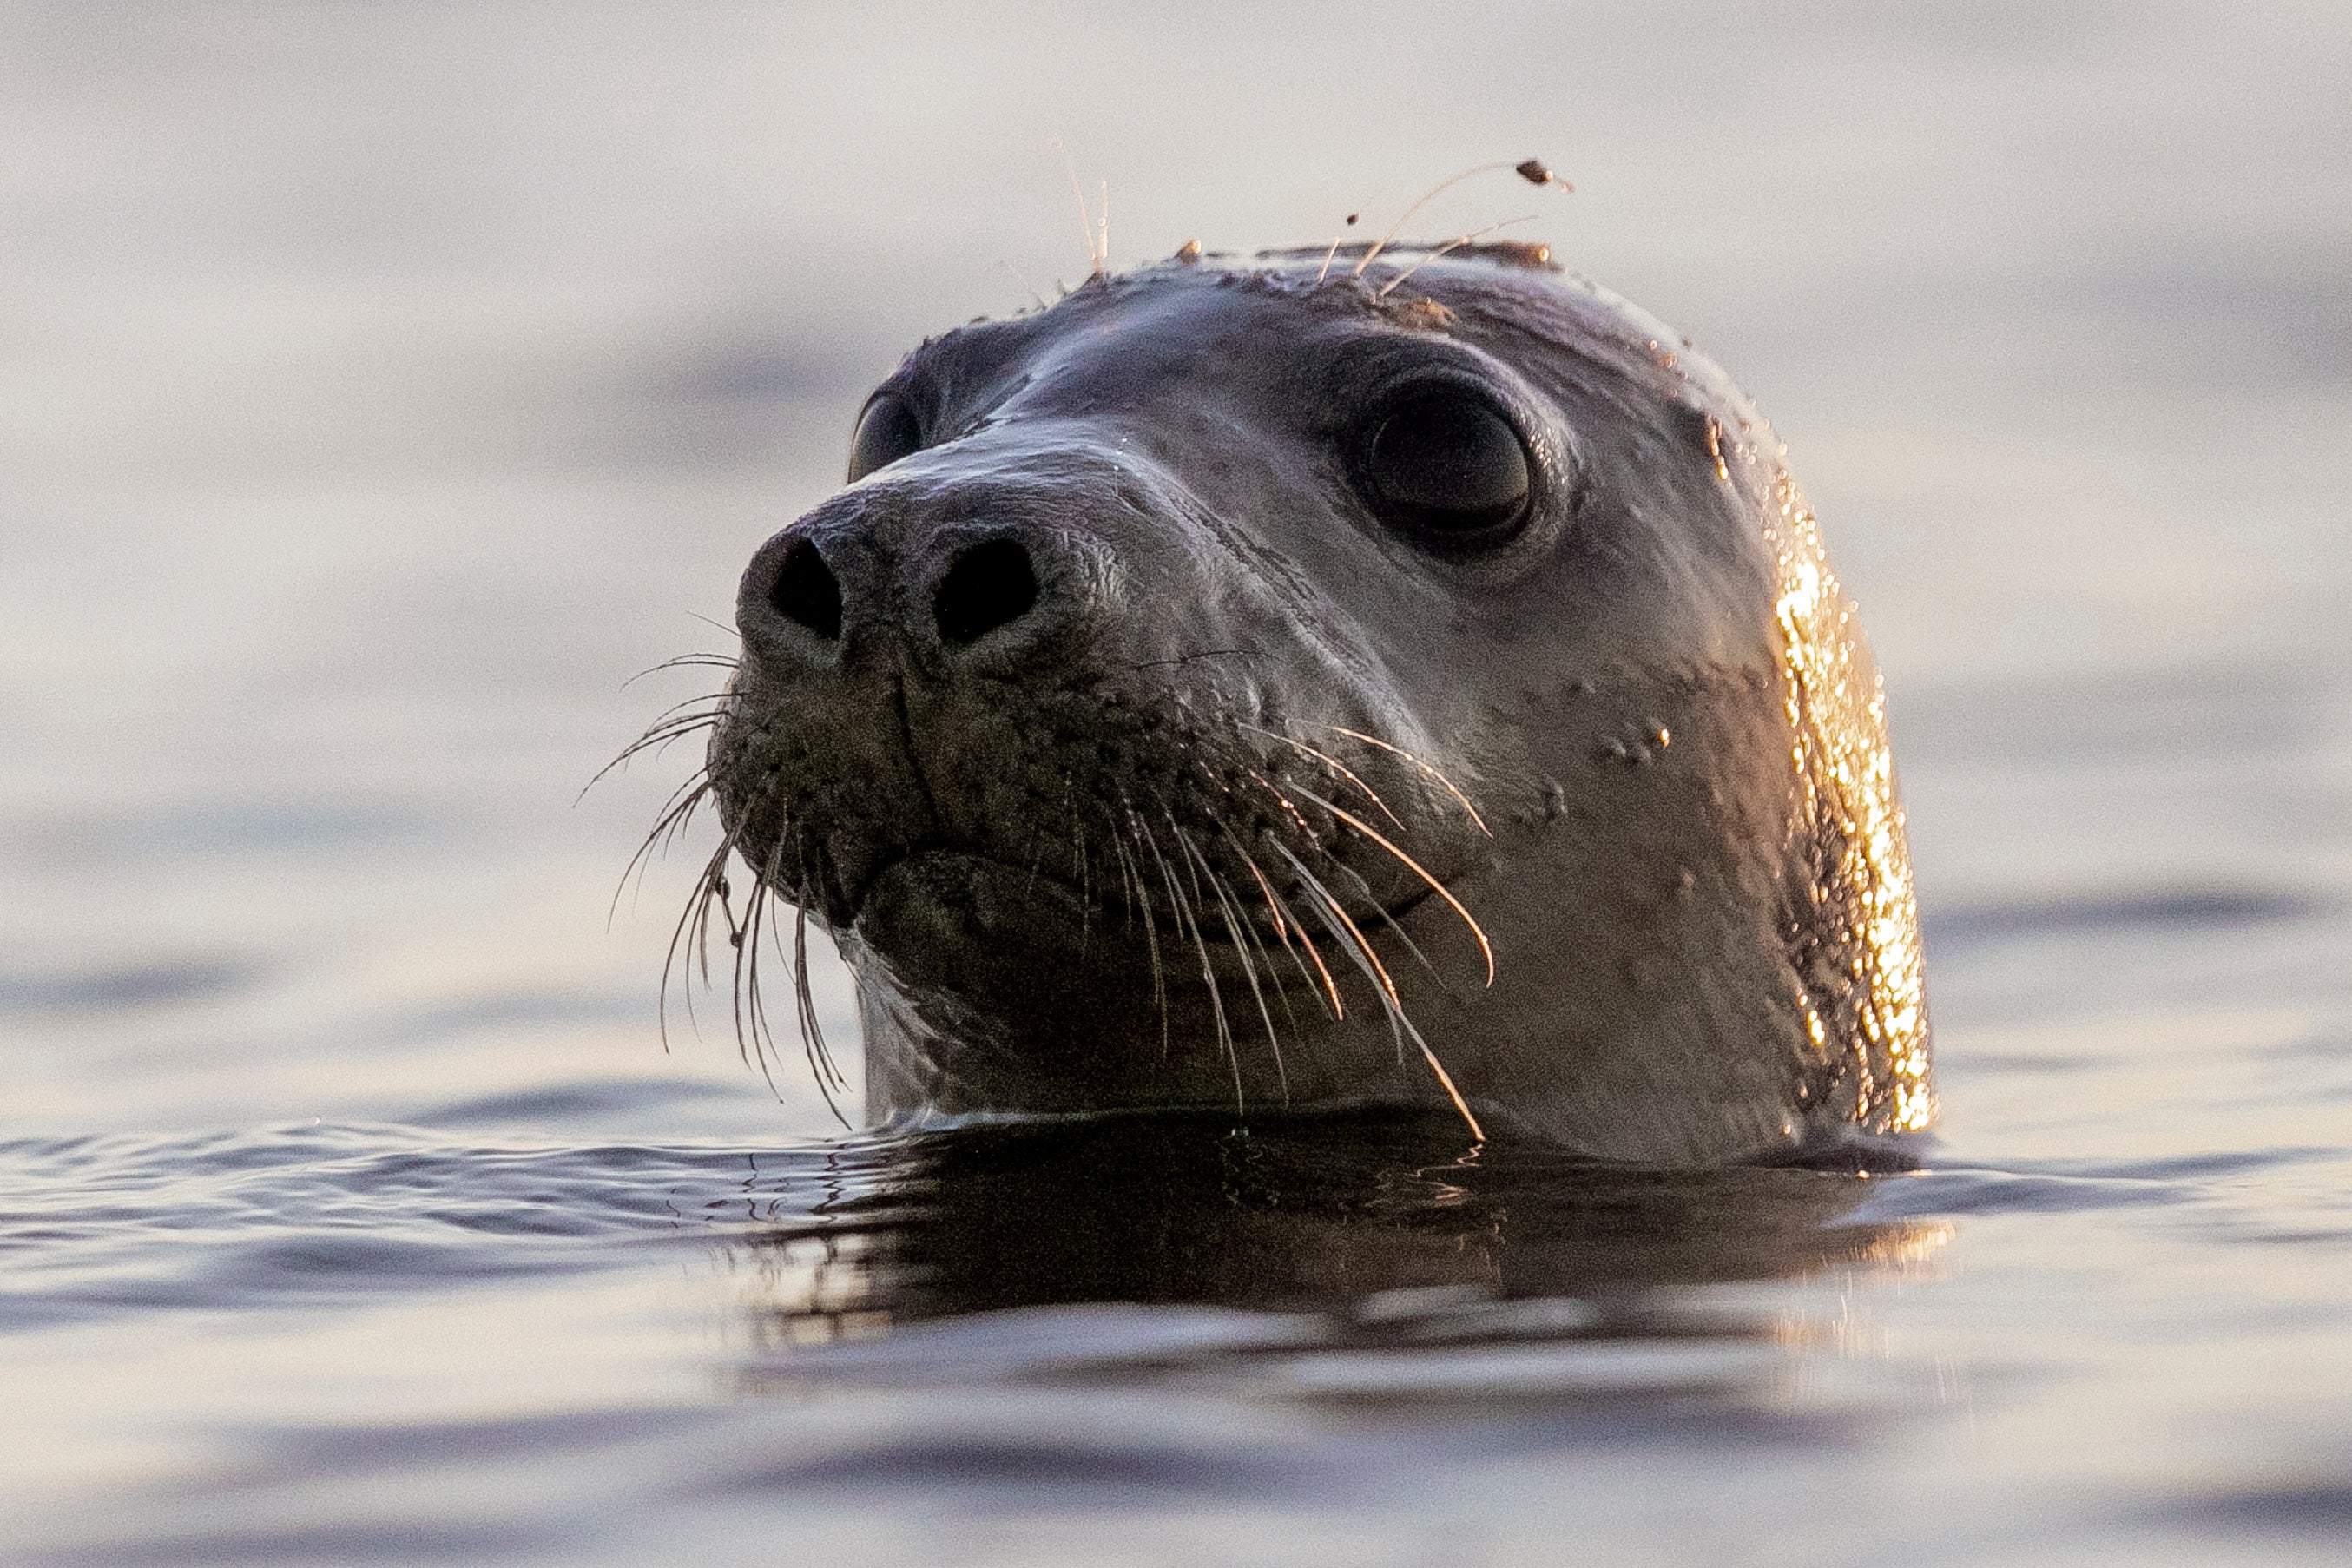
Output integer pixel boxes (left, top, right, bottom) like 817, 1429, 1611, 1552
886, 253, 1753, 449
890, 265, 1378, 399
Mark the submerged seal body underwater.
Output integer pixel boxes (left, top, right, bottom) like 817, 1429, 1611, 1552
688, 242, 1931, 1165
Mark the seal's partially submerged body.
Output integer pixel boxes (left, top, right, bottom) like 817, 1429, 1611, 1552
699, 243, 1932, 1164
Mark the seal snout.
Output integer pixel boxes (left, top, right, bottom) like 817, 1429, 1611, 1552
930, 536, 1039, 647
716, 473, 1141, 937
752, 530, 1044, 655
737, 505, 1097, 678
768, 537, 843, 642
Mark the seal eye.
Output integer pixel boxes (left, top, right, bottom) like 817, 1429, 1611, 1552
1359, 392, 1532, 548
847, 392, 924, 482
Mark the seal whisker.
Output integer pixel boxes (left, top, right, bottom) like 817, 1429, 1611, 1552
1052, 135, 1106, 277
625, 680, 739, 721
1287, 783, 1496, 987
1313, 212, 1360, 286
1112, 806, 1170, 1056
1326, 852, 1452, 994
996, 257, 1050, 312
690, 860, 728, 995
1178, 822, 1289, 1105
1264, 837, 1399, 1011
1224, 825, 1344, 1021
1268, 836, 1485, 1140
1236, 722, 1407, 831
596, 721, 720, 781
695, 852, 739, 993
700, 821, 850, 1122
1241, 767, 1321, 842
1139, 811, 1238, 1104
611, 712, 724, 751
788, 844, 847, 1098
663, 824, 753, 1059
1208, 824, 1304, 1033
1107, 820, 1141, 933
1143, 814, 1218, 1042
1067, 791, 1093, 953
751, 859, 792, 1089
586, 725, 723, 800
645, 766, 716, 840
794, 900, 853, 1122
734, 843, 784, 1096
617, 686, 734, 734
611, 774, 714, 927
745, 878, 779, 1086
615, 702, 732, 746
1127, 649, 1256, 672
583, 699, 731, 799
657, 838, 733, 1054
1021, 815, 1046, 899
622, 653, 739, 689
621, 658, 738, 691
1309, 726, 1493, 838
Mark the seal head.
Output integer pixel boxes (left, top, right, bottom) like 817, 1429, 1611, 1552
704, 246, 1932, 1163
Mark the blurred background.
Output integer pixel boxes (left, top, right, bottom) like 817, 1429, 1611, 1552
3, 4, 2349, 1563
6, 0, 2345, 1136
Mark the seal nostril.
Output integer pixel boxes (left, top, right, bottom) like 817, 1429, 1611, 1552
771, 538, 842, 640
934, 537, 1039, 646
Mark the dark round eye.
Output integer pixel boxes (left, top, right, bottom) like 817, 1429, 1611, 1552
1357, 392, 1532, 548
847, 392, 924, 482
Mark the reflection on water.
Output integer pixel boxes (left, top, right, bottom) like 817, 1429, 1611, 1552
726, 1116, 1944, 1402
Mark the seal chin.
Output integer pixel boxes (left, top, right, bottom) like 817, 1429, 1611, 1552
855, 849, 1091, 959
852, 848, 1167, 1068
852, 844, 1440, 972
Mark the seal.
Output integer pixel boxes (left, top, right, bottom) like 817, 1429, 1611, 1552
686, 241, 1933, 1164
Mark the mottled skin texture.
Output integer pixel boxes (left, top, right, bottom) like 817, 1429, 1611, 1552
708, 247, 1932, 1164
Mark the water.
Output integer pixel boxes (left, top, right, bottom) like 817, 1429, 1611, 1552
4, 3, 2349, 1563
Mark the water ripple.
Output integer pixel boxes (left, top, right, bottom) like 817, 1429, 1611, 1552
0, 1123, 866, 1327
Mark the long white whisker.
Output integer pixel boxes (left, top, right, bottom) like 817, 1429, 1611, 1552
1141, 813, 1238, 1108
1112, 807, 1169, 1054
1268, 837, 1484, 1140
1220, 820, 1335, 1022
659, 839, 733, 1053
1179, 823, 1288, 1105
1235, 722, 1407, 831
1328, 853, 1449, 991
1287, 783, 1495, 986
1312, 726, 1492, 837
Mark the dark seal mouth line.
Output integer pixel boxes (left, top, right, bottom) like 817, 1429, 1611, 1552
840, 841, 1448, 948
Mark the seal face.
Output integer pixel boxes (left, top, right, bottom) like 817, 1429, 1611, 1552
703, 246, 1932, 1163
